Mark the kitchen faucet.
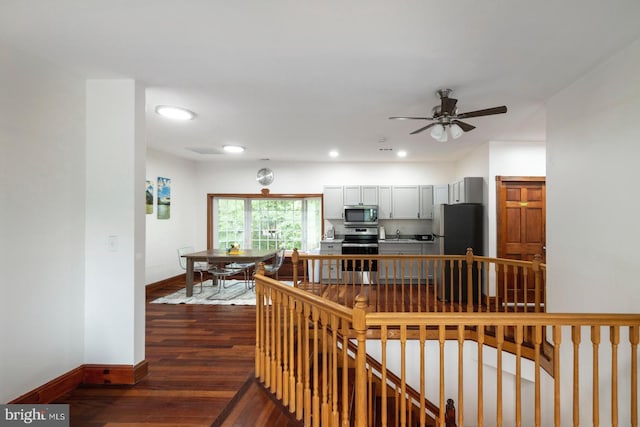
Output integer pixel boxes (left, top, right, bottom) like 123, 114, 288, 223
396, 229, 400, 239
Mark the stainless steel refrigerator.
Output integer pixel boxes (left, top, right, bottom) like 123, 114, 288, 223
432, 203, 483, 303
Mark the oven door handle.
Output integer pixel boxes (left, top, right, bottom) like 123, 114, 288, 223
341, 243, 379, 248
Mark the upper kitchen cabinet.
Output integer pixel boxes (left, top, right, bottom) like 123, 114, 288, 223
343, 185, 378, 206
378, 185, 392, 219
433, 184, 449, 206
449, 177, 484, 204
323, 185, 344, 219
392, 185, 420, 219
419, 185, 434, 219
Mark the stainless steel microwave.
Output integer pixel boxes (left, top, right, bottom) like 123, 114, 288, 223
343, 205, 378, 227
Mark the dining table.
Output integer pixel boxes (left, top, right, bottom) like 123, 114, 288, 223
182, 248, 278, 297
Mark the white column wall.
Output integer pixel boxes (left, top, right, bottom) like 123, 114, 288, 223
85, 80, 146, 364
0, 43, 86, 402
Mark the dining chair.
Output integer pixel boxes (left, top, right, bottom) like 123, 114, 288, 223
226, 261, 255, 288
208, 265, 245, 294
263, 248, 286, 280
177, 246, 211, 293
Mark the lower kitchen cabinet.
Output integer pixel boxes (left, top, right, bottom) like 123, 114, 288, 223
379, 243, 422, 282
320, 241, 342, 281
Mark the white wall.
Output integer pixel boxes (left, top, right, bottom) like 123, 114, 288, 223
145, 148, 202, 283
546, 36, 640, 313
0, 43, 86, 402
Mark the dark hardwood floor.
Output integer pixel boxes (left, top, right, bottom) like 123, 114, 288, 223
56, 280, 267, 426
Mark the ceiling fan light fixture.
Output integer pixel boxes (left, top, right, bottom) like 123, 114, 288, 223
450, 123, 464, 139
430, 124, 445, 140
436, 130, 448, 142
155, 105, 196, 120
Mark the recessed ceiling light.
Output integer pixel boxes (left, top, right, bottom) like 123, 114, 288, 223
223, 145, 245, 154
155, 105, 196, 120
329, 150, 339, 158
397, 150, 407, 158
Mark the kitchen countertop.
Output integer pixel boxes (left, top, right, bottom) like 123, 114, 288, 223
379, 239, 434, 244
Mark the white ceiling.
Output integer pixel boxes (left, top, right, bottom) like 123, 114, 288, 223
2, 1, 640, 163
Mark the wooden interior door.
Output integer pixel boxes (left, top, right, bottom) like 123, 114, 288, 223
496, 176, 546, 305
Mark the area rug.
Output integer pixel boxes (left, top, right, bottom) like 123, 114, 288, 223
151, 280, 258, 305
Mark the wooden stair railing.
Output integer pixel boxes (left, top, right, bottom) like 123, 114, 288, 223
257, 256, 640, 426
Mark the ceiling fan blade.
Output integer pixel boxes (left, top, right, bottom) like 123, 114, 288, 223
410, 123, 438, 135
451, 120, 475, 132
456, 105, 507, 119
441, 97, 458, 115
388, 116, 432, 120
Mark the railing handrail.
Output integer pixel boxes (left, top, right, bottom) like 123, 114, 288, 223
365, 311, 640, 326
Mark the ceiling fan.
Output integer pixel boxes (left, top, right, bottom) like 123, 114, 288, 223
389, 89, 507, 141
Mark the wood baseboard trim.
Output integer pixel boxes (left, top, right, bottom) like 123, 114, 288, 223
9, 366, 84, 404
145, 274, 185, 294
83, 360, 149, 385
10, 360, 149, 404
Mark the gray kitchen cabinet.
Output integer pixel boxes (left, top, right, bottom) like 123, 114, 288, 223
392, 185, 420, 219
421, 242, 438, 281
433, 184, 449, 206
419, 185, 434, 219
378, 185, 392, 219
343, 185, 378, 206
320, 241, 342, 280
379, 242, 422, 281
323, 186, 344, 219
449, 177, 483, 204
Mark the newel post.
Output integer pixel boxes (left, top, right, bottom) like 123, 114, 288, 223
353, 294, 369, 427
532, 254, 542, 312
465, 248, 475, 312
292, 248, 299, 286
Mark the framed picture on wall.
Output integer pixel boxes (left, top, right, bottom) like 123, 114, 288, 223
145, 180, 154, 214
157, 177, 171, 219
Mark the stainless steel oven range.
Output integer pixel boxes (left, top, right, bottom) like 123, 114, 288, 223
341, 227, 378, 283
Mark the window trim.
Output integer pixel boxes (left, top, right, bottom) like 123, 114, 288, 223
207, 190, 324, 250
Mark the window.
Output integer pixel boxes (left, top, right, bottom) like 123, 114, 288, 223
211, 195, 322, 251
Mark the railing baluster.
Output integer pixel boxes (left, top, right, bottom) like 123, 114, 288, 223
630, 325, 639, 427
477, 324, 485, 427
534, 324, 542, 427
295, 301, 303, 418
458, 324, 465, 427
592, 325, 601, 427
382, 325, 388, 427
611, 325, 620, 427
497, 324, 504, 427
331, 315, 340, 426
275, 291, 282, 398
554, 325, 562, 427
401, 324, 407, 427
282, 294, 289, 405
321, 312, 329, 426
419, 324, 426, 427
265, 286, 272, 388
439, 324, 446, 427
572, 325, 581, 427
312, 307, 320, 427
303, 304, 311, 427
515, 324, 523, 427
288, 296, 296, 412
